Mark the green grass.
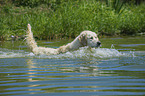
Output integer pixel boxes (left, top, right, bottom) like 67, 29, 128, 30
0, 0, 145, 40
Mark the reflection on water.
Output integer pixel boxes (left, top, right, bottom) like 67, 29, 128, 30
0, 56, 145, 96
0, 37, 145, 96
26, 59, 41, 95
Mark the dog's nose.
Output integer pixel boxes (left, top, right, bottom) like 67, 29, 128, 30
97, 41, 101, 46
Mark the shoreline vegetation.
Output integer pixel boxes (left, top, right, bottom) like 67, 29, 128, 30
0, 0, 145, 41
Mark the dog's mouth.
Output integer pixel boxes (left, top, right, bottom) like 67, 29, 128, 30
96, 45, 101, 48
89, 41, 101, 48
96, 41, 101, 48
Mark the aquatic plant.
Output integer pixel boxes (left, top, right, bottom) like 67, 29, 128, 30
105, 0, 125, 16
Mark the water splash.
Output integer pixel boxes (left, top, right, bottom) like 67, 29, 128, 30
0, 47, 133, 59
44, 47, 127, 59
111, 44, 115, 49
0, 48, 30, 58
19, 37, 27, 51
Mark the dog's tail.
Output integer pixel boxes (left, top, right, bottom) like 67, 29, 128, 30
26, 24, 38, 52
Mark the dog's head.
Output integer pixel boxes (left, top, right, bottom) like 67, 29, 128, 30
79, 31, 101, 48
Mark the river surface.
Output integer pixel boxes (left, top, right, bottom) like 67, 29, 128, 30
0, 37, 145, 96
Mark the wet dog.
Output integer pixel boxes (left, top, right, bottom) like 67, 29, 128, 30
26, 24, 101, 55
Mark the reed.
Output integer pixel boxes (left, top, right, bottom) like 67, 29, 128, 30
105, 0, 125, 16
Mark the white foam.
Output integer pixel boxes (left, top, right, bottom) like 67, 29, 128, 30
0, 47, 132, 59
42, 47, 127, 59
0, 48, 29, 58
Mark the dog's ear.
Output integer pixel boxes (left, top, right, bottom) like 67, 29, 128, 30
79, 34, 87, 46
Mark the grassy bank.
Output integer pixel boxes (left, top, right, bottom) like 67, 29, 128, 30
0, 0, 145, 40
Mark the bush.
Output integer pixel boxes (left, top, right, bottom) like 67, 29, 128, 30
119, 3, 145, 35
0, 0, 145, 40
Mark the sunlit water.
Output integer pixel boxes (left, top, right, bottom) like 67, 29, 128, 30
0, 37, 145, 96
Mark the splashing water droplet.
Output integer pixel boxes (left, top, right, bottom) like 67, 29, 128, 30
19, 37, 27, 51
111, 44, 115, 49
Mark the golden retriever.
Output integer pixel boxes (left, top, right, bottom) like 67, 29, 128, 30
26, 24, 101, 55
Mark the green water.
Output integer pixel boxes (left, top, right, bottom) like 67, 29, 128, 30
0, 37, 145, 96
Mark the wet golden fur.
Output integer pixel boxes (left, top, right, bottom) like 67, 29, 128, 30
26, 24, 101, 55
